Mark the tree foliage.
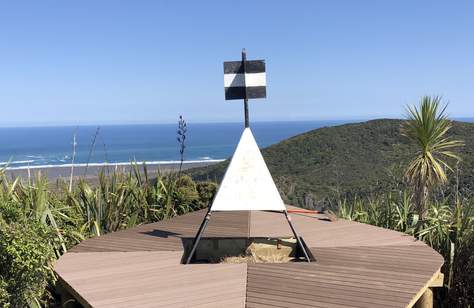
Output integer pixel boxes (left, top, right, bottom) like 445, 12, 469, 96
401, 96, 463, 217
190, 118, 474, 208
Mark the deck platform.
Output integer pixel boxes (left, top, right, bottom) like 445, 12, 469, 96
55, 208, 443, 307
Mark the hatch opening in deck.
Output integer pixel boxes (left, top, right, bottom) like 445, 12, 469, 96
181, 237, 315, 264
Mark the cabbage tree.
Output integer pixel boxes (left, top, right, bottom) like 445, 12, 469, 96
401, 96, 463, 219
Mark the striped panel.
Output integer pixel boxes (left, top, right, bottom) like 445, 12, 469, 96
224, 73, 266, 88
225, 86, 266, 100
224, 60, 265, 74
224, 59, 266, 100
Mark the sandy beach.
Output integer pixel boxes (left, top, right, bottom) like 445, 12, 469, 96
3, 160, 222, 181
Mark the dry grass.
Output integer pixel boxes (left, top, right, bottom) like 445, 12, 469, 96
220, 251, 294, 264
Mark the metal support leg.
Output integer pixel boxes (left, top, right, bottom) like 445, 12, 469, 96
185, 210, 212, 264
242, 48, 250, 128
284, 210, 311, 263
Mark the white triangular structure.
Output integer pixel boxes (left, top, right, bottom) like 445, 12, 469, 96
210, 128, 286, 211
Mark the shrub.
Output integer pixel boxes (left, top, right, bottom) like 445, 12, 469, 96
0, 201, 55, 307
0, 279, 10, 308
448, 232, 474, 307
196, 181, 218, 208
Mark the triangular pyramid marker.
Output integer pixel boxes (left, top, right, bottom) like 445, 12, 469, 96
185, 49, 311, 264
211, 128, 286, 212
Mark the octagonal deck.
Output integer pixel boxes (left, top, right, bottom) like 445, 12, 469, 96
55, 208, 444, 307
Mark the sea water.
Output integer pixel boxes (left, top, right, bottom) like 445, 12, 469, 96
0, 121, 350, 169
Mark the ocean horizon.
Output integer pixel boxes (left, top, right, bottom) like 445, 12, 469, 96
0, 120, 352, 170
1, 118, 473, 170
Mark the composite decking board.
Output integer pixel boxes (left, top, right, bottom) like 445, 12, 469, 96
308, 258, 440, 275
247, 270, 424, 291
311, 247, 441, 262
58, 258, 189, 282
85, 272, 245, 304
247, 296, 381, 308
256, 262, 438, 283
246, 303, 324, 308
245, 279, 415, 303
247, 265, 417, 308
246, 289, 407, 308
247, 270, 423, 294
310, 250, 442, 274
55, 251, 183, 275
73, 264, 243, 291
247, 298, 349, 308
247, 265, 428, 288
246, 274, 420, 297
245, 286, 413, 306
311, 247, 442, 266
246, 253, 441, 308
70, 232, 184, 252
55, 208, 444, 307
97, 288, 245, 308
320, 246, 442, 260
192, 297, 246, 308
312, 243, 439, 255
311, 253, 443, 270
74, 210, 425, 254
73, 237, 181, 249
246, 275, 425, 299
246, 290, 404, 308
71, 210, 250, 253
299, 228, 417, 247
75, 235, 183, 247
70, 241, 182, 253
248, 266, 426, 293
80, 272, 246, 307
249, 209, 422, 248
56, 251, 246, 308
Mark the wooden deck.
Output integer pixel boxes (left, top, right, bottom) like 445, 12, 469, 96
55, 208, 444, 307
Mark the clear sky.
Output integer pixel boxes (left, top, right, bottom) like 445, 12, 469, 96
1, 1, 473, 126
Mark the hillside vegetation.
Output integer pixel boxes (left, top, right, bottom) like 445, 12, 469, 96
1, 116, 472, 307
189, 119, 474, 207
0, 167, 216, 306
189, 116, 474, 307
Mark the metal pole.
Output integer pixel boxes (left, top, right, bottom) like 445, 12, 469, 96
284, 210, 312, 262
185, 208, 212, 264
242, 48, 249, 128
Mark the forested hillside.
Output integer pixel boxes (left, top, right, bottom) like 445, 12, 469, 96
189, 119, 474, 207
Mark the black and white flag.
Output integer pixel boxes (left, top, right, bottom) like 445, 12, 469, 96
223, 60, 266, 100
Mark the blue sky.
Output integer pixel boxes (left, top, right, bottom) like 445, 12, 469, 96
0, 1, 473, 126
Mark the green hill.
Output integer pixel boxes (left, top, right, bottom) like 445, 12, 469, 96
189, 119, 474, 208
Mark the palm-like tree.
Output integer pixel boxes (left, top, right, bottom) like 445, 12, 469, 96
401, 96, 463, 219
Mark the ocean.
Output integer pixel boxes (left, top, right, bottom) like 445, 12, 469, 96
0, 120, 351, 169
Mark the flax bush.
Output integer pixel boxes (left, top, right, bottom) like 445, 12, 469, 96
332, 189, 474, 307
0, 165, 217, 307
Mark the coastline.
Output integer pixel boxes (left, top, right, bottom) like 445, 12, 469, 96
3, 160, 224, 180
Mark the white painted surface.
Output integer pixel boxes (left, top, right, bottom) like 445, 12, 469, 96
245, 73, 266, 87
224, 73, 266, 88
210, 128, 286, 212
